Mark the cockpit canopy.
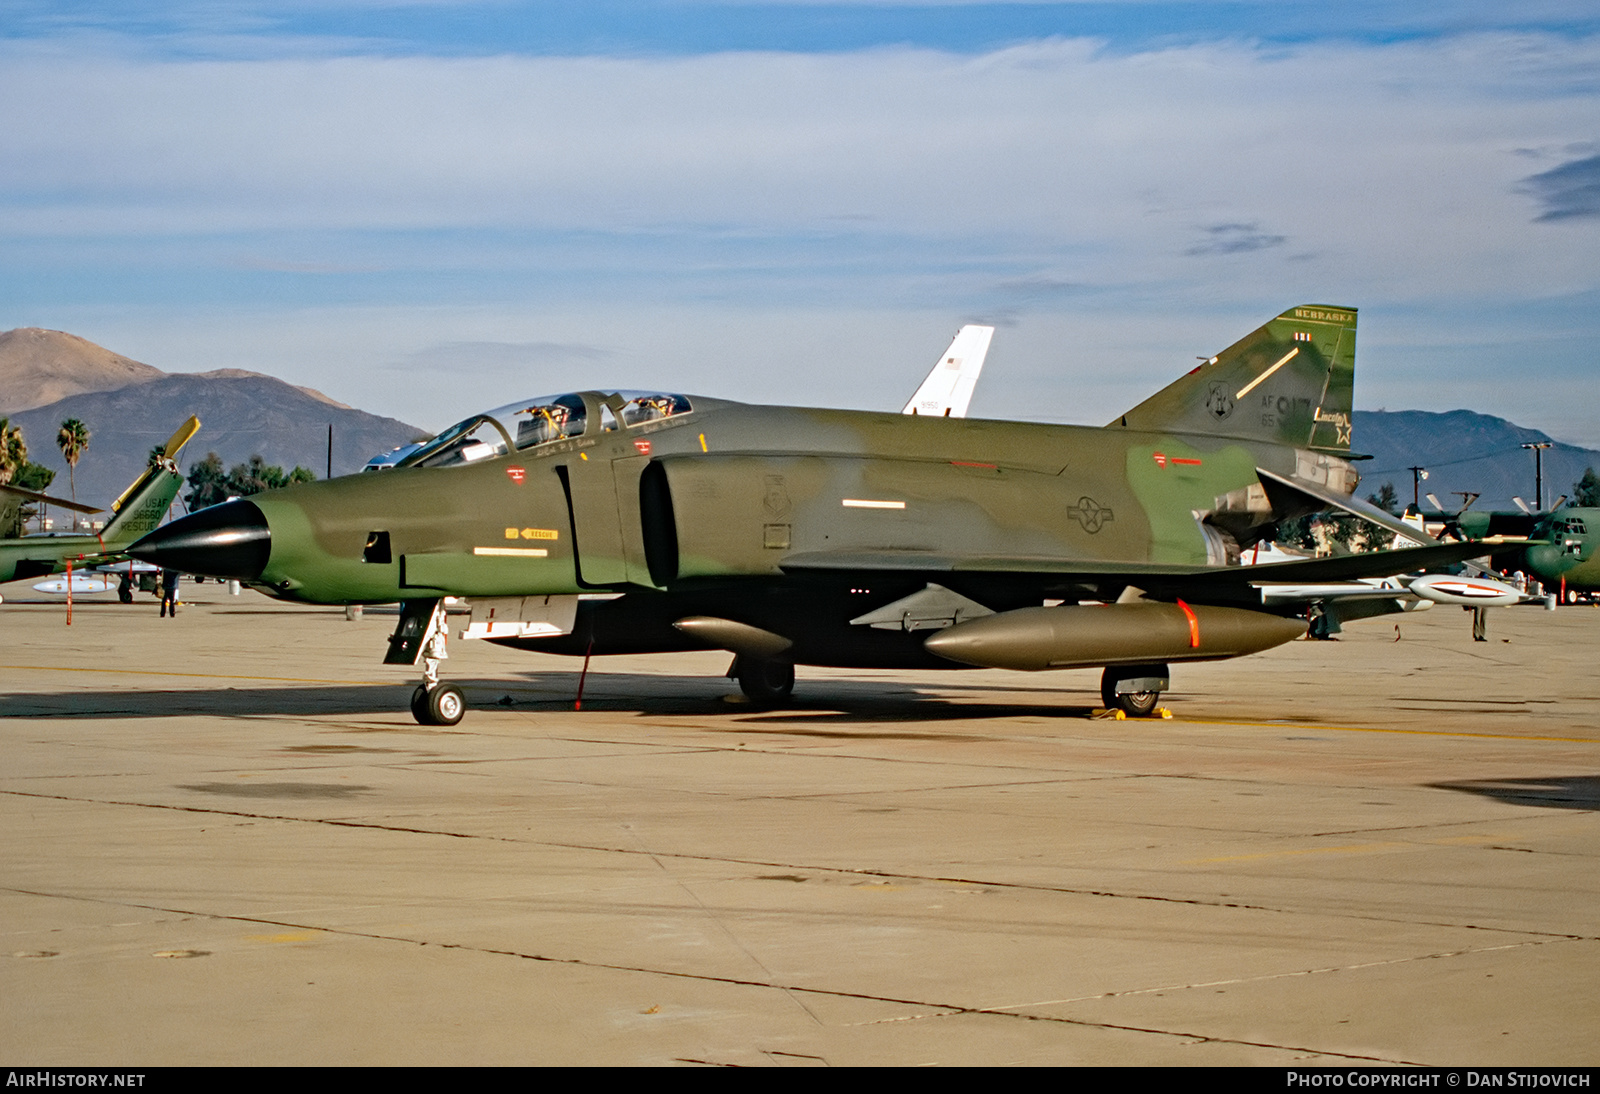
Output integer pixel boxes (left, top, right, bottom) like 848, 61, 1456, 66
399, 392, 694, 470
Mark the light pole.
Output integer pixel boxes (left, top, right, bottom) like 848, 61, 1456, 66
1521, 442, 1552, 511
1408, 465, 1429, 510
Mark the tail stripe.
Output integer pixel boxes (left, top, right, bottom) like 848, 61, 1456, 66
1236, 348, 1299, 399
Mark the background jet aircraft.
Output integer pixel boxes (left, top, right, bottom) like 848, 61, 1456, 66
132, 307, 1495, 725
0, 417, 199, 597
902, 324, 993, 418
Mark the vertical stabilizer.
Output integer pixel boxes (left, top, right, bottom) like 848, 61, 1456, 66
1112, 305, 1357, 453
101, 416, 200, 547
903, 325, 994, 418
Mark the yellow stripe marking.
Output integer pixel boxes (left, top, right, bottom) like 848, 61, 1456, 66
0, 664, 376, 684
1190, 841, 1406, 865
842, 499, 906, 510
1173, 716, 1598, 745
1235, 347, 1300, 398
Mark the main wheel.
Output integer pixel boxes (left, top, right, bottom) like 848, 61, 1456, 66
1112, 687, 1159, 716
1101, 666, 1164, 717
411, 684, 432, 724
427, 684, 466, 726
735, 657, 795, 706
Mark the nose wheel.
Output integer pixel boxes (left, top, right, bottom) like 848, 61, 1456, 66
387, 598, 470, 725
412, 683, 466, 726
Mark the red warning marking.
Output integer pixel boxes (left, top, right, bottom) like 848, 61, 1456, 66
505, 466, 526, 484
1152, 452, 1168, 468
1171, 457, 1202, 466
634, 439, 652, 455
1177, 599, 1200, 648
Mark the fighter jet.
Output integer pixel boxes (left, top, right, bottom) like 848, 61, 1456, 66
0, 417, 199, 598
130, 306, 1497, 725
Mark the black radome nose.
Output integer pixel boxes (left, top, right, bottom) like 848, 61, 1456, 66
128, 499, 271, 581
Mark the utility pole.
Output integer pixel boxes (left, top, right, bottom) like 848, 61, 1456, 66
1521, 442, 1551, 511
1408, 465, 1429, 510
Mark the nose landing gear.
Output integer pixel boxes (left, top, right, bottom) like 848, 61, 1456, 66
387, 598, 468, 726
411, 682, 465, 726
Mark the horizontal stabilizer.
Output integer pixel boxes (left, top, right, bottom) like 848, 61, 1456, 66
1255, 467, 1432, 546
0, 483, 102, 515
1217, 541, 1506, 586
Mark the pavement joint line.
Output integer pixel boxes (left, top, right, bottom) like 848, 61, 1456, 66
4, 788, 1593, 943
1173, 717, 1600, 745
986, 937, 1571, 1009
619, 820, 827, 1028
0, 882, 1423, 1066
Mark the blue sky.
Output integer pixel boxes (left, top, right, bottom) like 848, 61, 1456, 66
3, 1, 1599, 450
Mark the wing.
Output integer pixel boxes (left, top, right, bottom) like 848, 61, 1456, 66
782, 540, 1503, 605
1254, 466, 1430, 546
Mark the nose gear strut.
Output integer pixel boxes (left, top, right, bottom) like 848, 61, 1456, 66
386, 598, 466, 725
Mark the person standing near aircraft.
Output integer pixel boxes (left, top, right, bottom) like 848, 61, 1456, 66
159, 568, 180, 617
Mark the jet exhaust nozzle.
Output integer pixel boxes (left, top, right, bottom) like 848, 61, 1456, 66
923, 601, 1306, 672
128, 499, 272, 581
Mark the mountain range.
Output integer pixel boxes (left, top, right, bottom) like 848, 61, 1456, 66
1352, 410, 1599, 512
1, 329, 425, 512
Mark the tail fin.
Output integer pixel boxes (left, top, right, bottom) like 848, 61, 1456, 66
903, 324, 994, 418
100, 416, 200, 547
1112, 305, 1357, 453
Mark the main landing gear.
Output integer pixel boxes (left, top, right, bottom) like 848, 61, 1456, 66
387, 599, 467, 726
730, 655, 795, 707
1100, 663, 1169, 717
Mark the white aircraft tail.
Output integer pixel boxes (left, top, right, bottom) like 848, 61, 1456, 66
902, 325, 993, 418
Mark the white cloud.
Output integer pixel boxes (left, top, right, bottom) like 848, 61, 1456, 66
2, 30, 1599, 442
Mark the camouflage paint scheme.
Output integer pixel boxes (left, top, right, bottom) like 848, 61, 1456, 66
129, 307, 1492, 714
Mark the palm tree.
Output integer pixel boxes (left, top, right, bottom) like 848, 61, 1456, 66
56, 418, 90, 502
0, 418, 26, 486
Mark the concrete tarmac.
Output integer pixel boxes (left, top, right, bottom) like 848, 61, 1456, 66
1, 585, 1597, 1066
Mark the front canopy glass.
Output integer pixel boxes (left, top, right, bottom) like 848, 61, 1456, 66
400, 392, 693, 470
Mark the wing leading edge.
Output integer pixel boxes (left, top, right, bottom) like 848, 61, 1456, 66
782, 540, 1502, 597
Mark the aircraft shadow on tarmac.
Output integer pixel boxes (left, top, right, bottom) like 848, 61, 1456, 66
0, 671, 1101, 724
1428, 776, 1600, 812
